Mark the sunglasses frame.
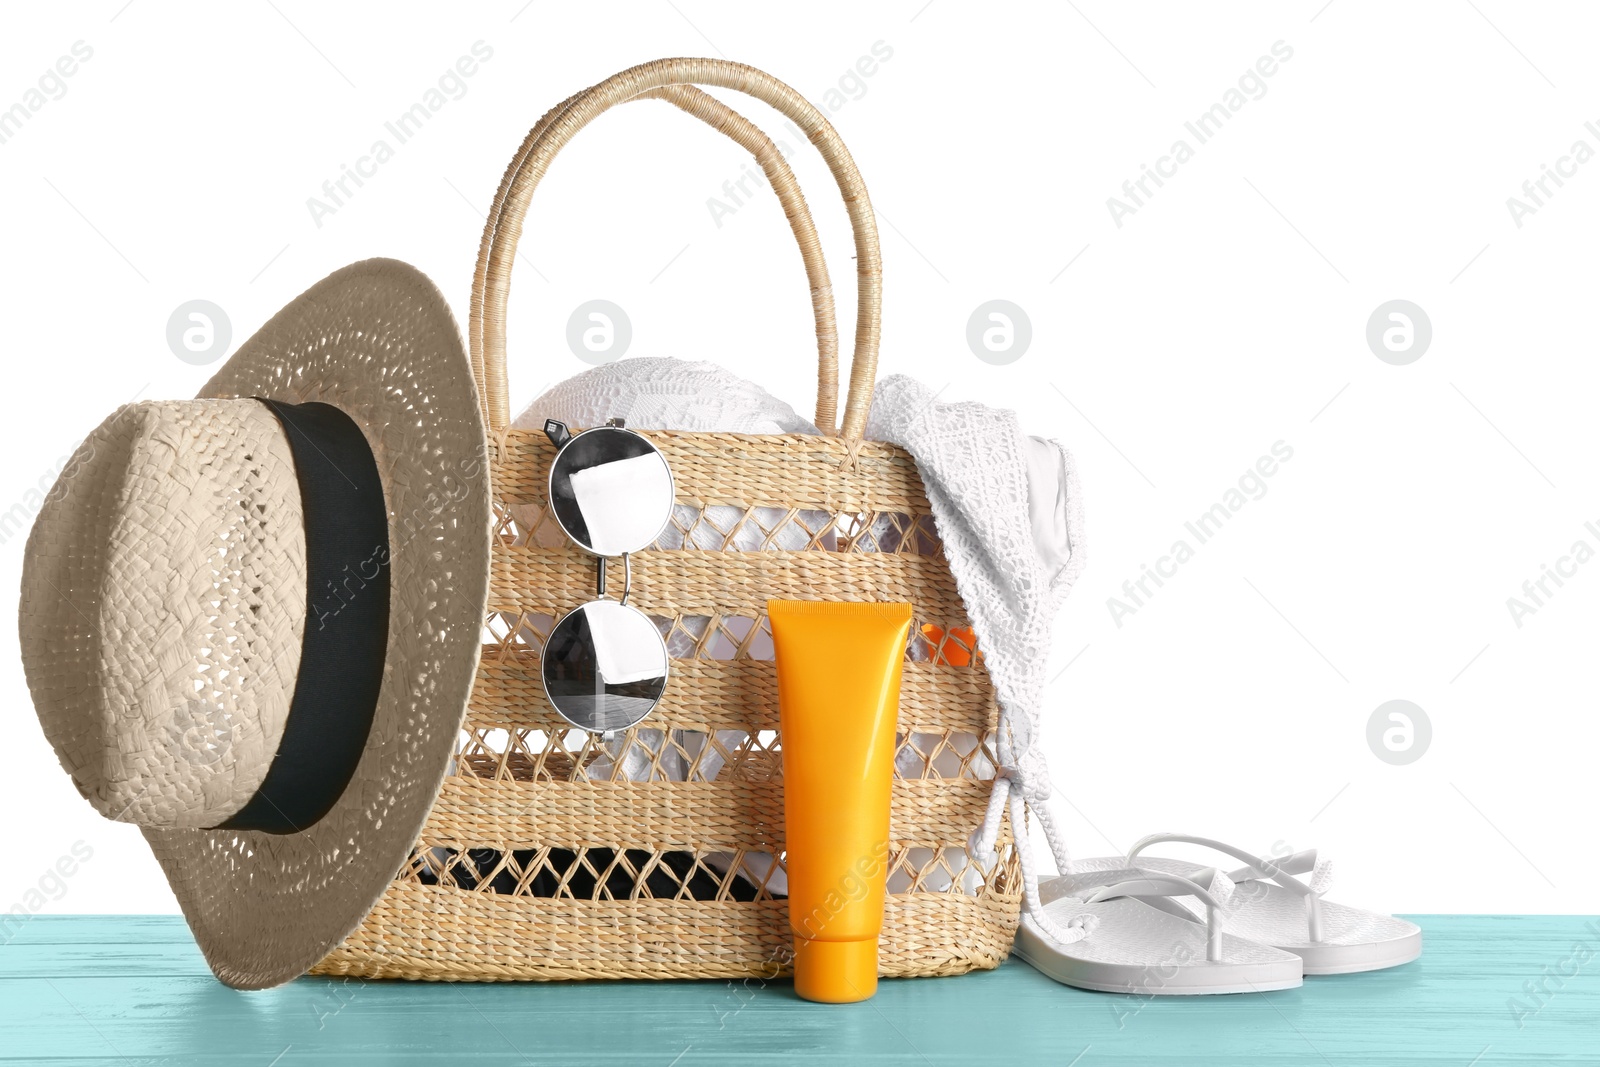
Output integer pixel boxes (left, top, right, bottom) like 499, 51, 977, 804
540, 418, 674, 737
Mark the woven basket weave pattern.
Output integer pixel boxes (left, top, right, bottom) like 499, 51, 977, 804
313, 432, 1021, 981
310, 58, 1021, 982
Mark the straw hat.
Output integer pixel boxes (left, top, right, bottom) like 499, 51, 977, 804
18, 259, 491, 989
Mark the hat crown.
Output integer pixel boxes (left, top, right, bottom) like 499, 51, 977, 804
21, 399, 306, 827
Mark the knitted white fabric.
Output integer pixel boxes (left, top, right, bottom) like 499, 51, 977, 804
865, 375, 1091, 945
513, 359, 1091, 943
521, 357, 820, 435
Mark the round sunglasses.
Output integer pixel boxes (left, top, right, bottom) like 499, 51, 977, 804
539, 418, 673, 735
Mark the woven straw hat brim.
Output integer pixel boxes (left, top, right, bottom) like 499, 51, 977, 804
139, 258, 490, 989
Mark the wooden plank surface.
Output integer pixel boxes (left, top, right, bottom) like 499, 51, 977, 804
1, 915, 1595, 1064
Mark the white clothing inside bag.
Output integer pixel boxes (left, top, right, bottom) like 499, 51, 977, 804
1025, 435, 1077, 582
513, 359, 1089, 936
569, 453, 674, 556
530, 357, 822, 436
865, 375, 1090, 946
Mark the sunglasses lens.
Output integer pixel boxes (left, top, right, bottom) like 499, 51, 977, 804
549, 427, 673, 556
542, 600, 668, 733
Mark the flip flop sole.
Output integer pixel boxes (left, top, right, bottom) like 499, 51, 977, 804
1071, 855, 1423, 975
1294, 926, 1422, 975
1013, 897, 1303, 996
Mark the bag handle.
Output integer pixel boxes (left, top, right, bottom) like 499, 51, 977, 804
471, 58, 882, 441
471, 80, 841, 438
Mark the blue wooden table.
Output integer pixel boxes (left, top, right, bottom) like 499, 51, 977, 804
2, 916, 1595, 1064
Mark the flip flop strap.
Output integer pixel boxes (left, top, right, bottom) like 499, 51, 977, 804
1223, 849, 1333, 890
1085, 868, 1236, 963
1127, 832, 1334, 943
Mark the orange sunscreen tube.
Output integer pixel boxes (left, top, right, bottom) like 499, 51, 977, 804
767, 599, 913, 1004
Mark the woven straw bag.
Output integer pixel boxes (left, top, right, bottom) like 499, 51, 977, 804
311, 58, 1022, 982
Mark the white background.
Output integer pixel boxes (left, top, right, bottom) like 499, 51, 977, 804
1, 1, 1594, 917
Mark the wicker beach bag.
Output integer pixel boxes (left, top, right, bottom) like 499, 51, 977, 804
311, 58, 1022, 982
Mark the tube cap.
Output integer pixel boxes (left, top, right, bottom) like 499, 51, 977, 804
792, 937, 878, 1003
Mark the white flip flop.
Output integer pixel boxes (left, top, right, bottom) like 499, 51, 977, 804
1069, 833, 1422, 975
1013, 866, 1304, 995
